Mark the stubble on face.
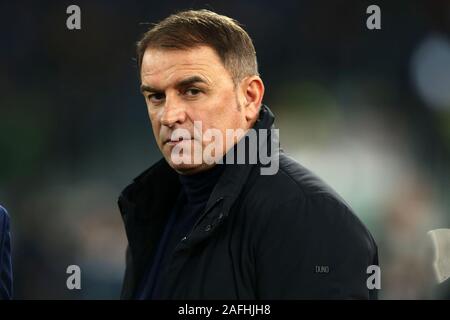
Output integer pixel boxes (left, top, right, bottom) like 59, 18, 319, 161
140, 46, 248, 175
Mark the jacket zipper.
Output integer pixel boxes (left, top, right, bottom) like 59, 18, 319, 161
179, 196, 225, 245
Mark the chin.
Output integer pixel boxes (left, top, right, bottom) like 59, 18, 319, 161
163, 142, 209, 174
168, 161, 210, 175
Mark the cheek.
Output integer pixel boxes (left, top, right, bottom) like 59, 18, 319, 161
215, 98, 243, 129
148, 112, 162, 139
188, 91, 241, 131
211, 93, 241, 121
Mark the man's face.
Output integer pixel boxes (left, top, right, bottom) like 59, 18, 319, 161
140, 46, 251, 175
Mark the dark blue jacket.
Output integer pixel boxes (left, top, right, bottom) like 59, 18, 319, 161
118, 105, 379, 299
0, 205, 12, 299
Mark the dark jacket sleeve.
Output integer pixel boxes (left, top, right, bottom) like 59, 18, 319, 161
0, 206, 13, 300
254, 194, 378, 299
120, 245, 136, 300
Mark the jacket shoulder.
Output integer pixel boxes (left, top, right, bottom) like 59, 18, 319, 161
242, 153, 377, 253
246, 152, 350, 207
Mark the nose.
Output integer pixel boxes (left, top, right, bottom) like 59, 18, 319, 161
160, 94, 187, 127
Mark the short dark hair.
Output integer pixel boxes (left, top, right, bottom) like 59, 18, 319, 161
136, 9, 259, 83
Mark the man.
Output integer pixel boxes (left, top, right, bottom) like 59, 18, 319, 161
0, 205, 12, 300
118, 9, 378, 299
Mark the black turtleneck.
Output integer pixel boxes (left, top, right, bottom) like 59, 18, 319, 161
136, 163, 225, 299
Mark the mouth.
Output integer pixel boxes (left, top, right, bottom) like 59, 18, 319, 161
164, 137, 193, 146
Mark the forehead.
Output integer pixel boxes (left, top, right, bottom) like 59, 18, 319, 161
140, 46, 228, 85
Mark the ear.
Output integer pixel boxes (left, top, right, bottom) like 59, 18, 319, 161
240, 76, 265, 124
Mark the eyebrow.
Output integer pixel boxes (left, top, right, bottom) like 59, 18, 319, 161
140, 75, 209, 94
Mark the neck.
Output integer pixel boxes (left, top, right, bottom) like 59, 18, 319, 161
178, 163, 224, 204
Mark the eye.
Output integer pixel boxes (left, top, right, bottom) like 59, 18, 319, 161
185, 88, 202, 96
147, 92, 165, 103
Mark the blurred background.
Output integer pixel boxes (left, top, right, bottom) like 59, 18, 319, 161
0, 0, 449, 299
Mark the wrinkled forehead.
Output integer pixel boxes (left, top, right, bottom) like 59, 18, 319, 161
140, 46, 226, 85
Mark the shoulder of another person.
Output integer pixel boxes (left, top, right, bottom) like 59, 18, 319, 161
0, 205, 8, 222
0, 206, 9, 245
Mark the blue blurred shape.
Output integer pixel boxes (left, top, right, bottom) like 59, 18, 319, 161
0, 205, 13, 300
